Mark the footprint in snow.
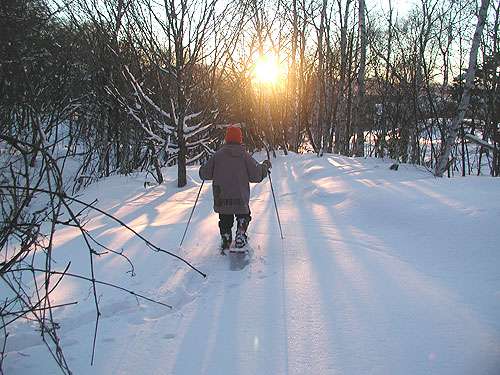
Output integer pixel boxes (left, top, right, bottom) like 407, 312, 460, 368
307, 189, 348, 205
62, 338, 79, 347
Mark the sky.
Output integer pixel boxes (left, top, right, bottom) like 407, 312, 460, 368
372, 0, 414, 17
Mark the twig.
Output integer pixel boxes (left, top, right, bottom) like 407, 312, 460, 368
83, 229, 136, 276
0, 315, 8, 375
0, 185, 207, 278
1, 275, 72, 374
6, 301, 78, 317
4, 268, 172, 309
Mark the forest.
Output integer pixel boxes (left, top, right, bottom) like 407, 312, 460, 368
1, 0, 499, 187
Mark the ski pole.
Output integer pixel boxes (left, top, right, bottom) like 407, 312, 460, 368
262, 139, 284, 240
267, 168, 284, 240
180, 180, 204, 247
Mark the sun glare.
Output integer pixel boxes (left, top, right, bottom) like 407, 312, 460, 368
253, 54, 281, 85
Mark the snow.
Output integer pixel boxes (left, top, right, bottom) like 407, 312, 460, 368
3, 153, 500, 374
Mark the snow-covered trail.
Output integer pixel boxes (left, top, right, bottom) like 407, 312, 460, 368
275, 156, 500, 375
5, 154, 500, 374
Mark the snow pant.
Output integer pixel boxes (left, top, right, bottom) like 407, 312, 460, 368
218, 213, 251, 239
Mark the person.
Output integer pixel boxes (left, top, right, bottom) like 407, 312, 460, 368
199, 126, 271, 250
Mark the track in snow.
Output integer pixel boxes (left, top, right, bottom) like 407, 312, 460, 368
5, 153, 500, 375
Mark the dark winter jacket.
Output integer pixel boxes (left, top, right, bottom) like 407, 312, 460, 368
199, 143, 268, 214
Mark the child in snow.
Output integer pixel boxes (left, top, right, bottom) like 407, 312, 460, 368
199, 126, 271, 250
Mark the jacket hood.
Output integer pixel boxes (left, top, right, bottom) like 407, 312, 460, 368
222, 143, 244, 157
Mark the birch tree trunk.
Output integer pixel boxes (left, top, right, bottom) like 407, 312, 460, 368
492, 2, 500, 176
379, 0, 393, 158
354, 0, 366, 157
317, 0, 328, 156
434, 0, 490, 177
334, 0, 352, 155
290, 0, 299, 152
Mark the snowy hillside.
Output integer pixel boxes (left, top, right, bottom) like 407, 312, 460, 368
4, 153, 500, 374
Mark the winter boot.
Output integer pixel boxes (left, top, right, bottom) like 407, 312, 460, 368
221, 233, 232, 250
235, 217, 249, 248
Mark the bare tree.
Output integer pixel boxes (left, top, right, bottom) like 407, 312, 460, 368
333, 0, 355, 155
354, 0, 367, 156
435, 0, 491, 176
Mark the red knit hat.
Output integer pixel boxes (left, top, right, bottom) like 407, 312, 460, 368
225, 126, 243, 144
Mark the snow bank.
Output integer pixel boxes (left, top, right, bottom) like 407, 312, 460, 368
3, 153, 500, 375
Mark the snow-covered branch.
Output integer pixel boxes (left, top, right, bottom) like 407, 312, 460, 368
465, 134, 498, 152
185, 122, 213, 140
124, 66, 171, 121
183, 110, 203, 132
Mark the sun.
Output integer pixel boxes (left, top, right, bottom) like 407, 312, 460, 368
253, 54, 281, 85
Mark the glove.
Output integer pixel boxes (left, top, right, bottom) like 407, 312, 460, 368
262, 159, 272, 172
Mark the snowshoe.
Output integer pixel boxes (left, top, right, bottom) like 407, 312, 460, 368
228, 241, 252, 271
234, 232, 248, 248
221, 233, 232, 251
235, 216, 249, 248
